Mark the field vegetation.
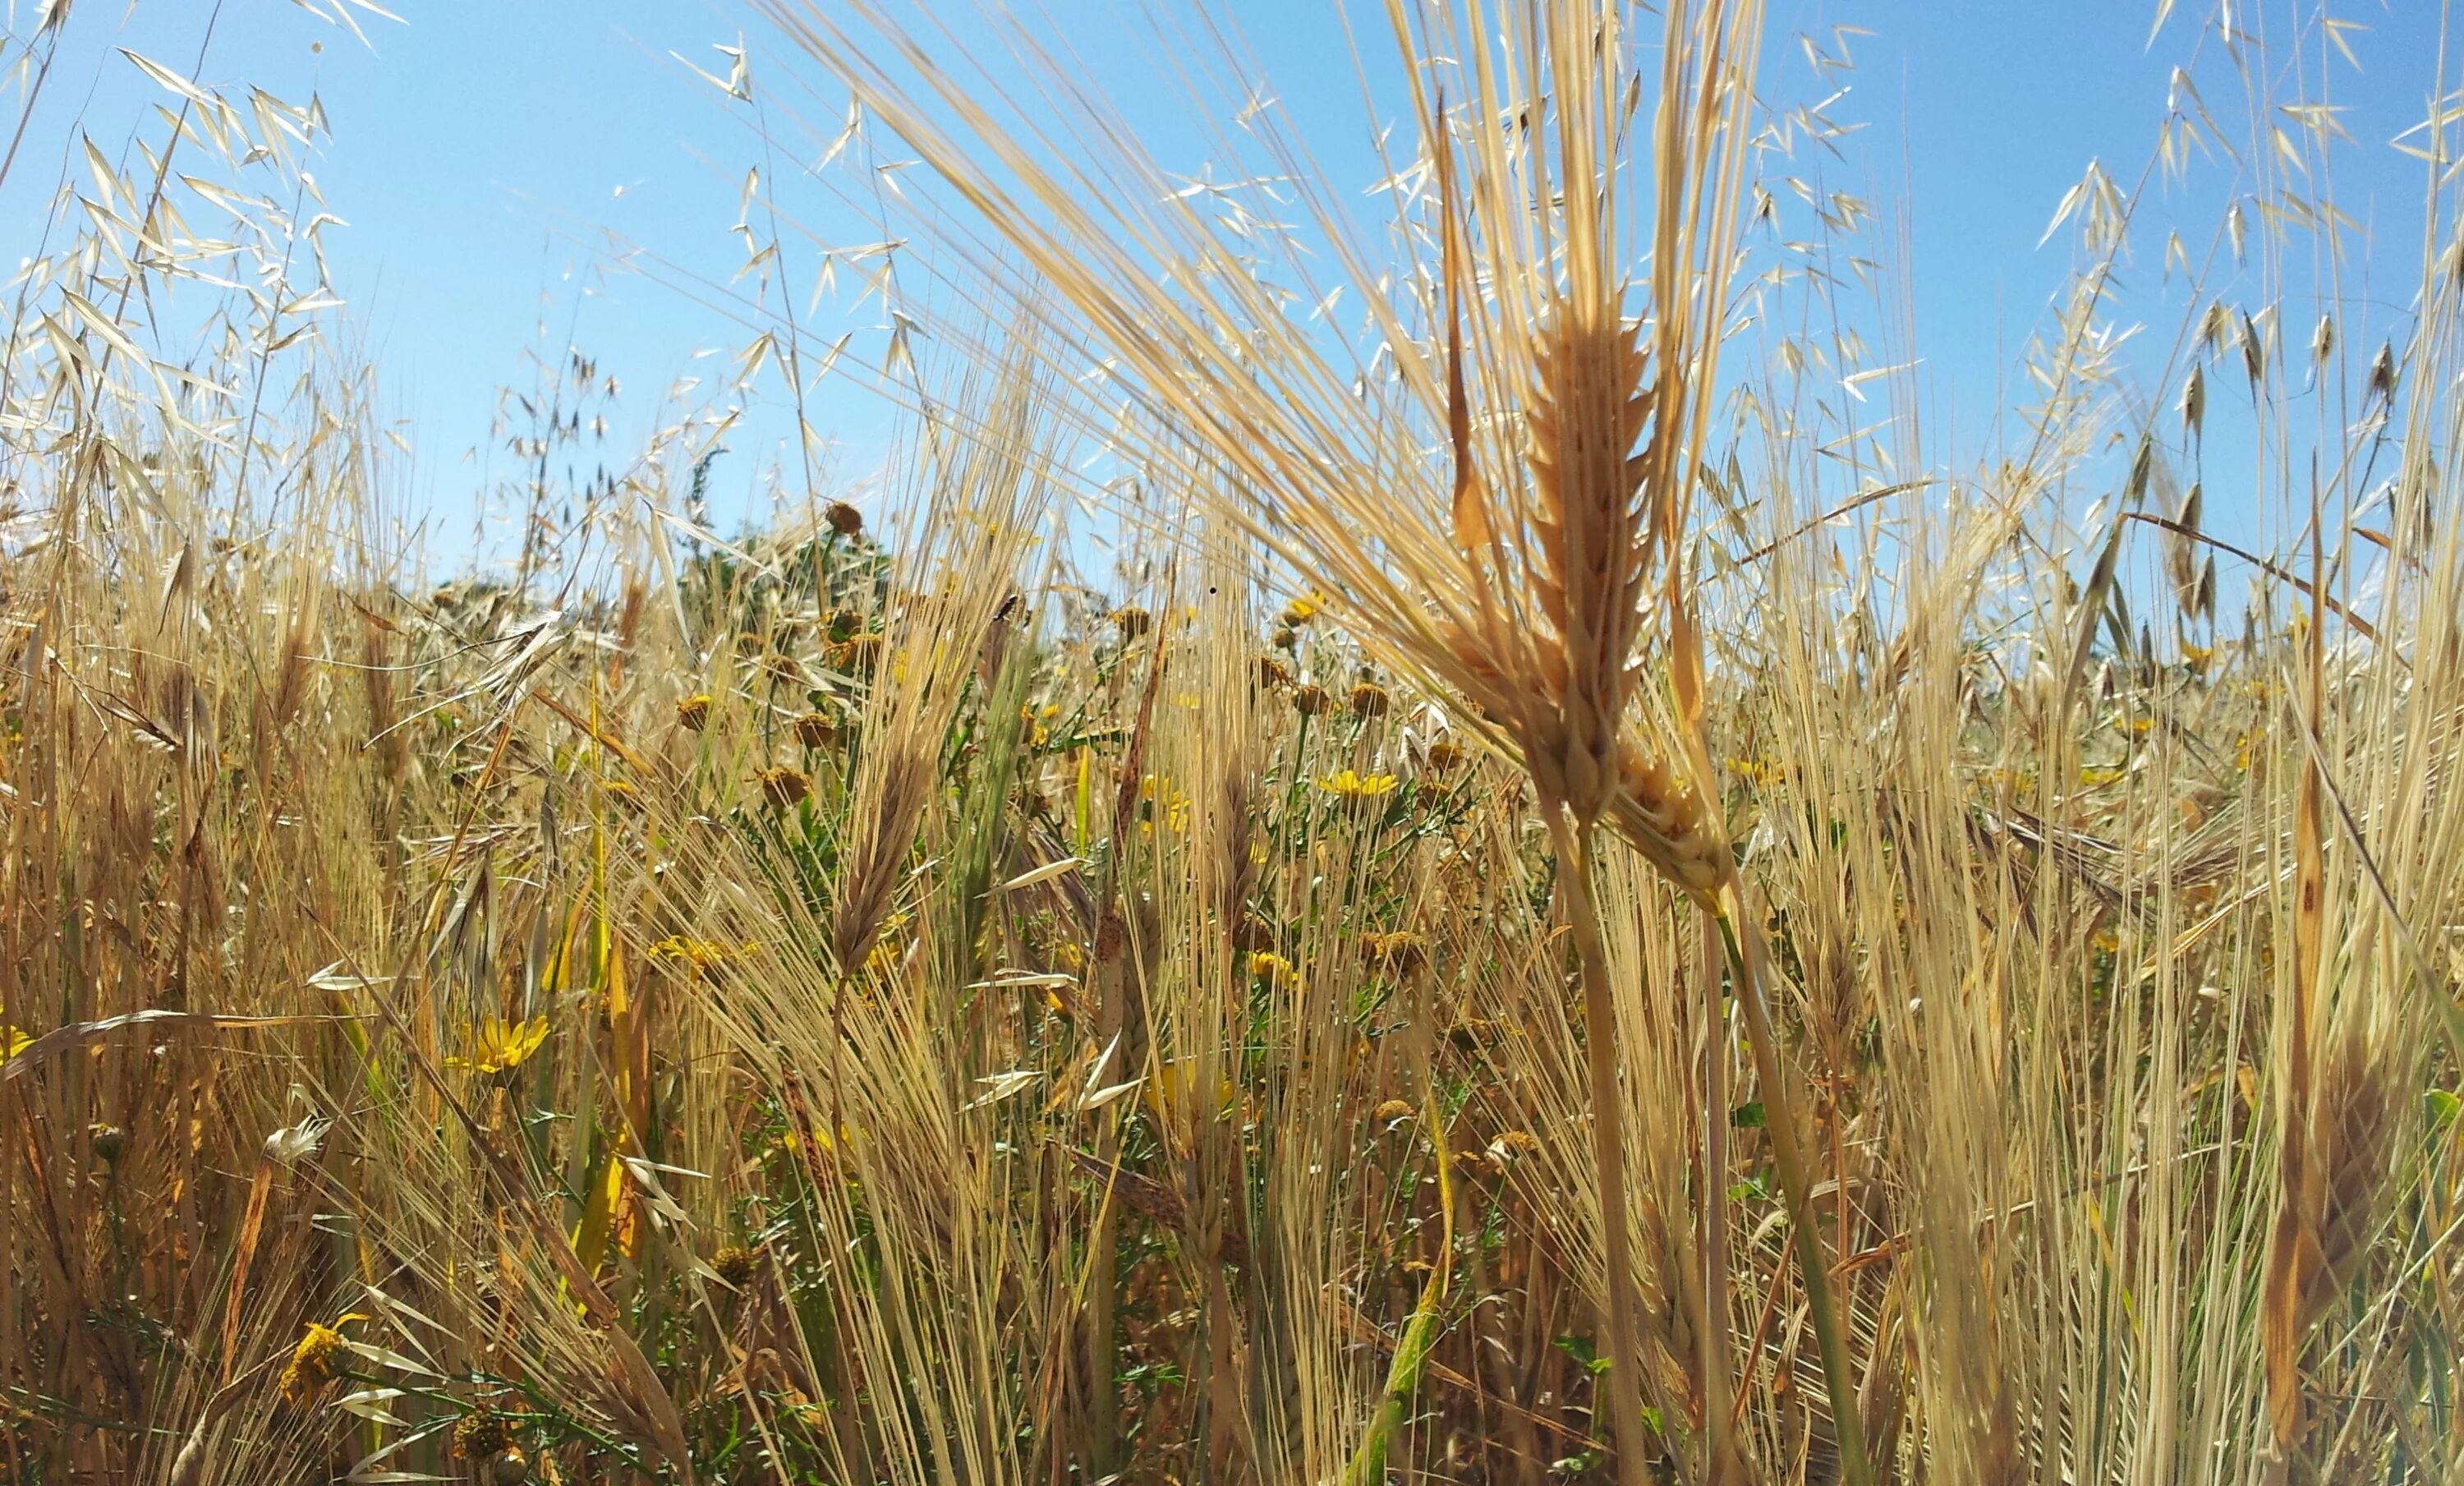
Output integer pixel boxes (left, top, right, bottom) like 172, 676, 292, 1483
1, 1, 2460, 1483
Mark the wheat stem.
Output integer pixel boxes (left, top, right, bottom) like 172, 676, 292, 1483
1714, 901, 1873, 1486
1551, 811, 1653, 1486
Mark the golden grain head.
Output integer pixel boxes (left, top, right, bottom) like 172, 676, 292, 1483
1607, 740, 1722, 893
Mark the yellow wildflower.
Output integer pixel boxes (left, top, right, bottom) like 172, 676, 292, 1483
1317, 769, 1398, 799
758, 766, 812, 809
649, 936, 753, 978
1248, 950, 1298, 989
447, 1015, 549, 1075
675, 693, 712, 732
278, 1314, 365, 1405
1363, 931, 1428, 976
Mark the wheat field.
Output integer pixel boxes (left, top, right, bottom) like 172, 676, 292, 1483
1, 2, 2459, 1484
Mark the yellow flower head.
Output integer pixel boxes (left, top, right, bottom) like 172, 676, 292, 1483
453, 1406, 513, 1460
1726, 756, 1781, 788
1363, 930, 1428, 977
1248, 950, 1298, 989
1317, 769, 1398, 800
675, 693, 713, 732
650, 936, 754, 979
0, 1024, 30, 1063
712, 1243, 764, 1290
830, 633, 884, 674
278, 1314, 365, 1405
447, 1015, 550, 1075
758, 766, 812, 809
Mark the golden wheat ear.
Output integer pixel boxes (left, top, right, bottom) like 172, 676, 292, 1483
1524, 307, 1657, 821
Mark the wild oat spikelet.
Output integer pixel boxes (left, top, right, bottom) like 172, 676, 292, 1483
675, 693, 713, 732
1491, 1129, 1542, 1162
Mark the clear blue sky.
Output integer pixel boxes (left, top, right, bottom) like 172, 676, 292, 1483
5, 1, 2448, 572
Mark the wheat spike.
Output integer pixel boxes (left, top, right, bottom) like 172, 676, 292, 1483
1526, 313, 1657, 820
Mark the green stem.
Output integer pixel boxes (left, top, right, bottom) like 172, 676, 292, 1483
1341, 1079, 1453, 1486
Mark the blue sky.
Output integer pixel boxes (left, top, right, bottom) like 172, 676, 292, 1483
4, 1, 2448, 573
